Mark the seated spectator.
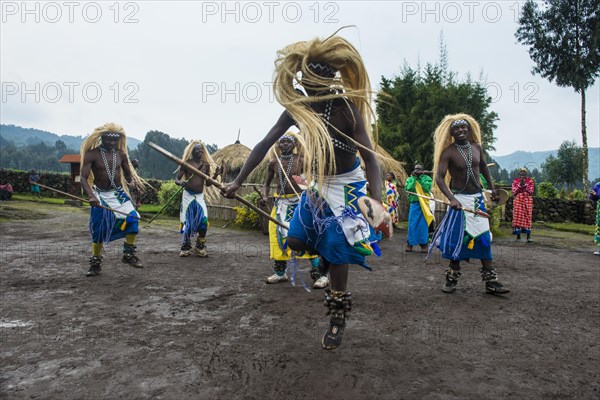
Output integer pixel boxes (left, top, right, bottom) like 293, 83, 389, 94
0, 183, 14, 201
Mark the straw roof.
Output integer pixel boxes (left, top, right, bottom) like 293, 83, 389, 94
212, 142, 251, 171
212, 142, 269, 184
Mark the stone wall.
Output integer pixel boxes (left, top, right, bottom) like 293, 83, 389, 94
3, 169, 596, 225
0, 169, 71, 195
505, 197, 596, 225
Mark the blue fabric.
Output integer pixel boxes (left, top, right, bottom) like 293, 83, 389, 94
90, 206, 138, 244
288, 191, 372, 269
181, 191, 208, 242
407, 202, 429, 246
512, 227, 531, 235
437, 207, 493, 261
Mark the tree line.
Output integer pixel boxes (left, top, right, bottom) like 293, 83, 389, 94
0, 132, 219, 181
2, 1, 596, 189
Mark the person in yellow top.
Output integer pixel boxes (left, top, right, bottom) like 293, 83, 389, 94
404, 164, 434, 252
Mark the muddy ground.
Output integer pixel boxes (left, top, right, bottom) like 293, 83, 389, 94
1, 200, 599, 400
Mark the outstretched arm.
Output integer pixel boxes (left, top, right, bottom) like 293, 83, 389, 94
223, 111, 294, 198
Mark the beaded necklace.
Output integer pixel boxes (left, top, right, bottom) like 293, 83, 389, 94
278, 153, 294, 195
454, 142, 481, 193
100, 146, 118, 189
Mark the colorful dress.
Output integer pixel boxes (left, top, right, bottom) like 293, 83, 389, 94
269, 193, 316, 261
512, 177, 534, 236
405, 175, 434, 247
431, 193, 492, 261
383, 181, 399, 225
90, 186, 139, 244
287, 158, 381, 269
180, 189, 208, 243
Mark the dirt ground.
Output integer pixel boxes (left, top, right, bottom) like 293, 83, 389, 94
1, 200, 599, 400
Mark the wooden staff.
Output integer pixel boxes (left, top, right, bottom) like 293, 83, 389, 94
147, 186, 184, 223
147, 142, 289, 229
405, 190, 491, 219
147, 174, 196, 223
31, 182, 142, 220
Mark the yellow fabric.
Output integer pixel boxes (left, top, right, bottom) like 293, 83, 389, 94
415, 181, 435, 226
92, 242, 103, 257
125, 234, 136, 245
275, 193, 298, 199
269, 205, 315, 261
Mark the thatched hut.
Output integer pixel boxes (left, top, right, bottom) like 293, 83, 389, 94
212, 140, 269, 184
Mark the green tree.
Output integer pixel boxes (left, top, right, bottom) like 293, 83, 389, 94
541, 140, 584, 190
133, 131, 190, 179
516, 0, 600, 192
206, 143, 219, 154
376, 41, 498, 171
538, 182, 558, 198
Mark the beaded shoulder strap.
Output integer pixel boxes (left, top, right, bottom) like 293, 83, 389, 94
454, 142, 482, 193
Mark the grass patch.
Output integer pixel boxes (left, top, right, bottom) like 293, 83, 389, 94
0, 204, 50, 221
12, 193, 68, 205
538, 222, 595, 235
138, 203, 163, 213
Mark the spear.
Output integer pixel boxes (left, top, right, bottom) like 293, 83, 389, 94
405, 190, 491, 219
147, 142, 289, 229
30, 182, 143, 220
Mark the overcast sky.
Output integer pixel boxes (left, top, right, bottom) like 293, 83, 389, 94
1, 1, 598, 158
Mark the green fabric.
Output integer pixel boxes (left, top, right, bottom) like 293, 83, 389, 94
479, 174, 488, 190
405, 175, 433, 203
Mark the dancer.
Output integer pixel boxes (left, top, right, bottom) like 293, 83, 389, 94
261, 133, 329, 288
80, 123, 146, 277
224, 32, 385, 349
175, 141, 218, 257
431, 114, 509, 294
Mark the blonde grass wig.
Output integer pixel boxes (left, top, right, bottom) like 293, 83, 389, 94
80, 122, 146, 196
179, 140, 220, 204
432, 113, 482, 192
273, 29, 378, 191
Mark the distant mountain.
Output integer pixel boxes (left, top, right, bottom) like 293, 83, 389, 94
490, 148, 600, 181
0, 124, 141, 151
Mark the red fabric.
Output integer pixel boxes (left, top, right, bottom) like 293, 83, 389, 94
512, 178, 534, 228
